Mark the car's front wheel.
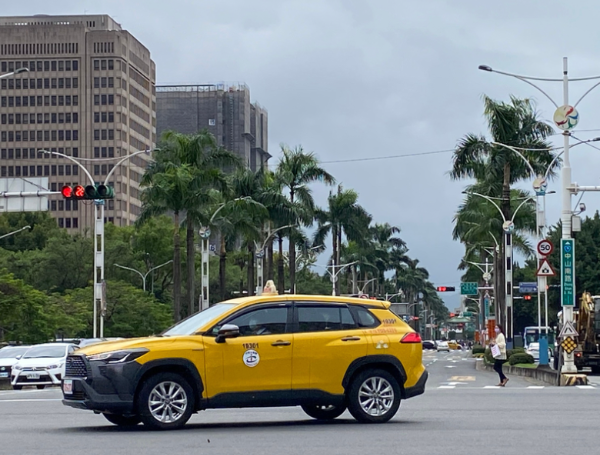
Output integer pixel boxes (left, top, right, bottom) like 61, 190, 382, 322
103, 413, 142, 426
12, 385, 22, 390
301, 404, 346, 420
36, 385, 45, 390
137, 372, 195, 430
347, 369, 401, 423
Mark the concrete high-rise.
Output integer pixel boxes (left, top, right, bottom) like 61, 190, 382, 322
0, 14, 156, 229
156, 84, 269, 171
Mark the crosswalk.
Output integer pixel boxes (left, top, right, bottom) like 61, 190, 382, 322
434, 384, 597, 390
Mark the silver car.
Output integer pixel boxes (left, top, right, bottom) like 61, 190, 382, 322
436, 340, 450, 352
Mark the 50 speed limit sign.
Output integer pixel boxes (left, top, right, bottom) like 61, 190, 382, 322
537, 239, 554, 256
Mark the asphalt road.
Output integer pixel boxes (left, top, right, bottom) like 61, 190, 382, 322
2, 351, 600, 455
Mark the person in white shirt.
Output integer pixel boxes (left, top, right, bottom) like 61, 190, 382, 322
490, 325, 508, 386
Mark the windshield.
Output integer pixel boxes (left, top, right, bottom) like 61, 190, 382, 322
0, 347, 30, 359
162, 303, 237, 336
23, 345, 67, 359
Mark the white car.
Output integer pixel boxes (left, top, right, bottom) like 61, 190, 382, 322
526, 342, 553, 363
436, 340, 450, 352
11, 343, 79, 390
0, 346, 31, 380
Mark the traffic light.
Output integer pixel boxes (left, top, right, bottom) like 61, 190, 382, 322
436, 286, 456, 292
524, 295, 532, 300
61, 184, 114, 200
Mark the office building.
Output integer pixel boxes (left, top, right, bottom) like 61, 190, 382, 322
156, 84, 269, 171
0, 14, 156, 229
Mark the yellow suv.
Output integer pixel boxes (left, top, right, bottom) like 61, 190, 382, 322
62, 294, 428, 430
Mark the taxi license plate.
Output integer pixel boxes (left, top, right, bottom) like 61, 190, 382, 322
63, 379, 73, 394
26, 373, 40, 380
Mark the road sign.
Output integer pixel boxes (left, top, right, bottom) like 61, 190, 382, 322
537, 258, 555, 277
558, 320, 578, 338
561, 239, 575, 306
519, 282, 538, 294
502, 220, 514, 233
560, 336, 577, 354
460, 282, 478, 295
537, 239, 554, 256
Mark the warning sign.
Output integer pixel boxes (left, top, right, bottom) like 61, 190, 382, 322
537, 258, 555, 277
558, 320, 578, 338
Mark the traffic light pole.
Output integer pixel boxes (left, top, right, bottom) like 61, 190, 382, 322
40, 148, 150, 338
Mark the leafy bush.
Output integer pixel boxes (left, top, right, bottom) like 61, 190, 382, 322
507, 347, 525, 358
509, 353, 535, 365
472, 344, 485, 355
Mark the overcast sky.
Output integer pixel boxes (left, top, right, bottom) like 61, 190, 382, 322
7, 0, 600, 310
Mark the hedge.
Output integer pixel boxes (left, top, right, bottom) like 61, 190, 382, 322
509, 353, 535, 365
472, 344, 486, 355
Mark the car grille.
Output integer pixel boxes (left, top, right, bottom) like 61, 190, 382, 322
21, 367, 48, 372
65, 356, 88, 378
66, 390, 86, 401
16, 375, 50, 383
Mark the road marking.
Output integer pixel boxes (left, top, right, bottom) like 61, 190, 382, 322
576, 385, 595, 389
438, 386, 455, 389
449, 376, 475, 381
483, 386, 500, 389
0, 398, 61, 403
445, 366, 456, 368
527, 386, 545, 389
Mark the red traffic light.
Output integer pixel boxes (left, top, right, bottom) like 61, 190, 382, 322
436, 286, 455, 292
61, 186, 72, 198
437, 286, 447, 292
524, 295, 532, 300
74, 185, 85, 198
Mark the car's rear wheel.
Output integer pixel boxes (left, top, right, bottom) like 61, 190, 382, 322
103, 413, 142, 426
301, 404, 346, 420
347, 369, 401, 423
12, 385, 22, 390
137, 372, 194, 430
36, 385, 45, 390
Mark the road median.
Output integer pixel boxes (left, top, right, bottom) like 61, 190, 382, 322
475, 359, 560, 386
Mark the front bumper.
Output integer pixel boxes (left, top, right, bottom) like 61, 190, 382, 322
61, 355, 142, 415
404, 369, 428, 399
11, 368, 63, 386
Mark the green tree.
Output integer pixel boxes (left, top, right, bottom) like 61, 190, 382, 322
0, 212, 59, 252
277, 145, 335, 294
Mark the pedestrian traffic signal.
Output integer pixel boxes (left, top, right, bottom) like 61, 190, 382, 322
436, 286, 456, 292
61, 184, 114, 200
524, 295, 532, 300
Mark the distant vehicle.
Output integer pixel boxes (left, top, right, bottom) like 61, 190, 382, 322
11, 343, 79, 390
422, 340, 436, 350
447, 340, 460, 350
525, 342, 553, 363
436, 340, 450, 352
0, 346, 31, 380
523, 326, 554, 350
77, 338, 123, 348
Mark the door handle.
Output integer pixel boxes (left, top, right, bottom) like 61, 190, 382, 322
341, 336, 361, 341
271, 340, 291, 346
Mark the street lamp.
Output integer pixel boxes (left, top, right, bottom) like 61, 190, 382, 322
479, 59, 600, 374
358, 277, 378, 295
0, 225, 31, 240
0, 67, 29, 79
114, 260, 173, 292
314, 261, 358, 296
254, 224, 296, 296
462, 190, 535, 343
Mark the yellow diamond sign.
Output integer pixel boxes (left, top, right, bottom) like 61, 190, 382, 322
560, 336, 577, 354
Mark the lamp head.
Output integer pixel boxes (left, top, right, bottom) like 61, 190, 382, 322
14, 67, 29, 74
478, 65, 493, 72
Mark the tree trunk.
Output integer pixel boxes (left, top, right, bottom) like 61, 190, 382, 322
351, 265, 358, 294
277, 235, 285, 294
219, 234, 227, 301
267, 238, 274, 280
172, 211, 181, 322
332, 225, 338, 295
247, 244, 255, 296
185, 216, 195, 317
289, 189, 296, 294
336, 225, 342, 295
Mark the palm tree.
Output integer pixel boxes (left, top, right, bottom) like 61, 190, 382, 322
450, 95, 557, 323
370, 223, 406, 297
277, 145, 335, 294
313, 185, 371, 295
160, 130, 241, 317
138, 162, 198, 321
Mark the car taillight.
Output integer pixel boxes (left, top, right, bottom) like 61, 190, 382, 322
401, 332, 422, 343
575, 352, 582, 357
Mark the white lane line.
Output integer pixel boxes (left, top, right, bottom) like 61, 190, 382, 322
527, 386, 545, 389
483, 386, 500, 389
445, 366, 456, 368
0, 398, 61, 402
438, 386, 455, 389
576, 385, 596, 389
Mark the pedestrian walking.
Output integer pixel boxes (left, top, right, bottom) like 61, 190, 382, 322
490, 325, 508, 386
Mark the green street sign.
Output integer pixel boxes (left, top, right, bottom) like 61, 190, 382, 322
463, 312, 473, 317
460, 282, 478, 295
561, 239, 575, 306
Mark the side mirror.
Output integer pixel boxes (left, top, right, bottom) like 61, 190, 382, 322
15, 355, 22, 360
215, 324, 240, 343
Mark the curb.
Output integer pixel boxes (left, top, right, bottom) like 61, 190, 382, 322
475, 359, 560, 386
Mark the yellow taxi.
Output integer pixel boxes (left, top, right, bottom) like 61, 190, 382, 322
62, 294, 428, 430
448, 340, 459, 350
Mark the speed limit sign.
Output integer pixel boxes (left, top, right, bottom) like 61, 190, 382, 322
537, 239, 554, 256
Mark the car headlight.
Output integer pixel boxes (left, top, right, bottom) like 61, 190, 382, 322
12, 364, 22, 370
86, 348, 148, 364
46, 363, 63, 370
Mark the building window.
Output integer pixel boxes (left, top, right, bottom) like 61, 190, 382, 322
65, 218, 71, 229
94, 165, 100, 175
58, 218, 64, 228
72, 217, 78, 228
51, 200, 57, 211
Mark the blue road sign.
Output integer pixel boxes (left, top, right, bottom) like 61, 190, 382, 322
519, 282, 538, 294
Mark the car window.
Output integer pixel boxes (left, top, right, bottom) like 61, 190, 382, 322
352, 307, 380, 328
225, 307, 288, 336
297, 306, 356, 333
